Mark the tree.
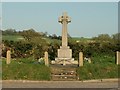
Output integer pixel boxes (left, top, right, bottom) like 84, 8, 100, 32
112, 33, 120, 42
2, 29, 17, 35
92, 34, 112, 42
19, 29, 41, 41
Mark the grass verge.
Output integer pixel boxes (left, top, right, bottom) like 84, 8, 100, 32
77, 54, 119, 80
2, 58, 50, 80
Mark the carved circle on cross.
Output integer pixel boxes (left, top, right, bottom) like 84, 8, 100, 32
58, 15, 71, 24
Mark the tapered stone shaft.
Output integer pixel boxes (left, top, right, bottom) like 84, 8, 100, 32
59, 12, 71, 48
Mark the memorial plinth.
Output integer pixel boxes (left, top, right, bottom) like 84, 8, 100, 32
54, 12, 75, 65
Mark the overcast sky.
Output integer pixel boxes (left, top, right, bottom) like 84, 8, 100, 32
1, 2, 118, 38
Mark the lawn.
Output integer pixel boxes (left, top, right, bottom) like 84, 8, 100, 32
77, 53, 119, 80
2, 58, 50, 80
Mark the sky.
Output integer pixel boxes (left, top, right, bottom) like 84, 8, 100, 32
1, 2, 118, 38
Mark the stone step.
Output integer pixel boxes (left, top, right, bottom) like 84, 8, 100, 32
51, 67, 76, 71
51, 75, 77, 81
52, 75, 76, 77
51, 71, 76, 75
51, 71, 78, 81
51, 78, 77, 81
51, 68, 76, 72
50, 65, 78, 81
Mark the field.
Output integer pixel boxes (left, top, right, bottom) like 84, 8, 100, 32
2, 35, 24, 41
2, 35, 89, 43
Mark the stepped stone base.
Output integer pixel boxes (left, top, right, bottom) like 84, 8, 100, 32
57, 46, 72, 59
54, 46, 76, 65
51, 59, 78, 65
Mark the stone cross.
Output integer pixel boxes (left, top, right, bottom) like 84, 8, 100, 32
6, 50, 11, 64
58, 12, 71, 47
116, 51, 120, 65
44, 51, 49, 66
55, 12, 74, 65
79, 52, 83, 67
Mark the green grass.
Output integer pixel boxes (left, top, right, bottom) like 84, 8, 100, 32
43, 37, 91, 44
2, 58, 50, 80
71, 37, 90, 41
77, 54, 119, 80
2, 35, 24, 41
69, 37, 91, 42
2, 53, 119, 81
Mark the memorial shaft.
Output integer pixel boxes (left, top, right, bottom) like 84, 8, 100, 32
59, 12, 71, 47
62, 19, 68, 47
55, 12, 73, 62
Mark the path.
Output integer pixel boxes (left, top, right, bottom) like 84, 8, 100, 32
2, 80, 119, 88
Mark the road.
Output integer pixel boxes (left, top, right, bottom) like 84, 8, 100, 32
2, 80, 119, 88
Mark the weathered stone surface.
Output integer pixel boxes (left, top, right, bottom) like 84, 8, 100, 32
44, 51, 49, 66
55, 12, 74, 65
58, 47, 72, 59
6, 50, 11, 64
79, 52, 83, 67
50, 65, 77, 81
116, 51, 120, 65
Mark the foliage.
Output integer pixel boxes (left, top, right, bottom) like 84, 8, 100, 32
48, 34, 62, 40
19, 29, 42, 41
2, 29, 18, 35
92, 34, 112, 41
2, 29, 49, 59
2, 40, 33, 58
2, 29, 120, 61
48, 42, 60, 60
112, 33, 120, 41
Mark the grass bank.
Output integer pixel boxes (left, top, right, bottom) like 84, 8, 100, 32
2, 54, 119, 81
77, 54, 119, 80
2, 58, 50, 80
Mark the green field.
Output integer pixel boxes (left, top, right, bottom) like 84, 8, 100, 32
70, 37, 90, 41
2, 35, 91, 43
2, 35, 24, 41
